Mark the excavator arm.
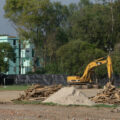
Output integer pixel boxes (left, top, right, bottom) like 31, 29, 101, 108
67, 55, 113, 84
107, 55, 113, 81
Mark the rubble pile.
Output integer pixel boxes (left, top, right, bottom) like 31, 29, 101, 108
17, 84, 62, 101
90, 82, 120, 104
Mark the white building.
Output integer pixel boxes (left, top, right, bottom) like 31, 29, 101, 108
0, 35, 34, 75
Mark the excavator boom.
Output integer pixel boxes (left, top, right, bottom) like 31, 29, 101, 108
107, 55, 113, 81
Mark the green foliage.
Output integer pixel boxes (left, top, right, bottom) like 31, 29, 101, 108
111, 43, 120, 75
45, 63, 60, 74
93, 104, 118, 108
4, 0, 69, 70
0, 43, 15, 73
4, 0, 120, 76
27, 63, 60, 74
57, 40, 106, 76
27, 68, 46, 74
14, 100, 58, 106
112, 54, 120, 75
68, 3, 115, 49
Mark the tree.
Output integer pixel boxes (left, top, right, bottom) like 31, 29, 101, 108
4, 0, 120, 76
0, 43, 15, 73
4, 0, 69, 71
78, 0, 92, 8
68, 1, 119, 50
57, 39, 106, 77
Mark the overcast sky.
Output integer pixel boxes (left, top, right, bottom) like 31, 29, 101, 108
0, 0, 17, 35
0, 0, 80, 36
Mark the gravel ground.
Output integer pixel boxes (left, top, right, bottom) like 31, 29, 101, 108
0, 104, 120, 120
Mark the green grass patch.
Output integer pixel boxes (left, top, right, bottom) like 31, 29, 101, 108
93, 104, 118, 108
42, 102, 58, 106
0, 85, 30, 91
13, 100, 119, 108
13, 100, 42, 105
13, 100, 58, 106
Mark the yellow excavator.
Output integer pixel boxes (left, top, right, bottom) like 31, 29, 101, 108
67, 55, 113, 85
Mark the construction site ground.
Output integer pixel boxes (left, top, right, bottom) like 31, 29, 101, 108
0, 89, 102, 102
0, 103, 120, 120
0, 90, 24, 103
0, 89, 120, 120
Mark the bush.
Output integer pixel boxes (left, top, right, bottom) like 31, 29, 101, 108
27, 67, 46, 74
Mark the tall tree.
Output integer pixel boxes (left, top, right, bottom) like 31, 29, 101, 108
68, 0, 119, 50
4, 0, 69, 71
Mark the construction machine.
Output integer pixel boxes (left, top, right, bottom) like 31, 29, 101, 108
67, 55, 113, 86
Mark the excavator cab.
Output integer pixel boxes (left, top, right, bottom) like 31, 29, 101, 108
67, 55, 113, 86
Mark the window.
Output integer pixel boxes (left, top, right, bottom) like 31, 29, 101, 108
13, 40, 16, 45
13, 58, 16, 63
26, 49, 29, 52
32, 49, 34, 57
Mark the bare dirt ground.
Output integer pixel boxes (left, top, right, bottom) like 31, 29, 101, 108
0, 89, 102, 102
0, 104, 120, 120
0, 91, 24, 102
0, 89, 119, 120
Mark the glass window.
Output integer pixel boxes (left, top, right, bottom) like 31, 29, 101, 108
13, 58, 16, 63
32, 49, 34, 57
13, 40, 16, 45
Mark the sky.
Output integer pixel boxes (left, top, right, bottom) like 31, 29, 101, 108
0, 0, 80, 36
0, 0, 17, 35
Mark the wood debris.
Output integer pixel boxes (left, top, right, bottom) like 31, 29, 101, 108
16, 84, 62, 101
90, 82, 120, 104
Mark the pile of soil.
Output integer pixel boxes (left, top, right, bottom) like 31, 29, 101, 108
16, 84, 62, 101
43, 86, 95, 106
90, 82, 120, 104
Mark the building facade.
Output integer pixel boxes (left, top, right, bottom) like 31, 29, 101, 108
0, 36, 33, 75
20, 40, 34, 74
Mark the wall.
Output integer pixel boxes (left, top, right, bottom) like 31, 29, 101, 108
15, 74, 67, 85
14, 74, 120, 86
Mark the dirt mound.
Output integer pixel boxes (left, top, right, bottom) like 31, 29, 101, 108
16, 84, 62, 101
43, 86, 95, 106
90, 82, 120, 104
